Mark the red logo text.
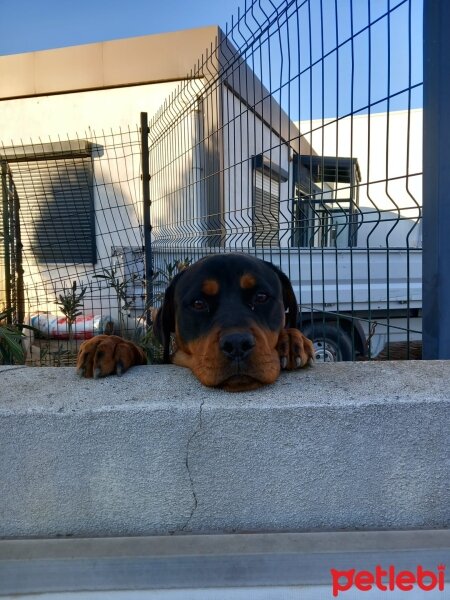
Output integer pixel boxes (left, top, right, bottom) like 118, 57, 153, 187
330, 565, 445, 596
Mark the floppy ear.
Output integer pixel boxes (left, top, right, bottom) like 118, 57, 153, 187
264, 262, 298, 328
152, 270, 185, 363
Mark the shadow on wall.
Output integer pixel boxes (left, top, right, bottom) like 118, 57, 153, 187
9, 151, 143, 324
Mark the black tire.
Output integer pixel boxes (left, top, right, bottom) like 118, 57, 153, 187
302, 322, 354, 362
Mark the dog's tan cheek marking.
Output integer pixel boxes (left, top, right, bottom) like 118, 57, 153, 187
174, 331, 225, 387
240, 273, 257, 289
175, 325, 225, 384
201, 279, 220, 296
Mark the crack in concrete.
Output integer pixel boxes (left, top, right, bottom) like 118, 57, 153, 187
181, 398, 205, 532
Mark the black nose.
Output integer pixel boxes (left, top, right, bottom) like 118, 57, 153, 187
219, 332, 255, 361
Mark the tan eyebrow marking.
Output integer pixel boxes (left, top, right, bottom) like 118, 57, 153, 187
201, 278, 220, 295
240, 273, 257, 289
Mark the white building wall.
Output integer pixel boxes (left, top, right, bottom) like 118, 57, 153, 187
0, 81, 192, 318
0, 83, 184, 140
149, 81, 207, 250
222, 88, 292, 250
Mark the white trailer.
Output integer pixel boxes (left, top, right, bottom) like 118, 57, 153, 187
141, 246, 422, 362
261, 247, 422, 360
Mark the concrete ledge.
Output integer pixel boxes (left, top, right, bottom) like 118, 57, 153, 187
1, 530, 450, 594
1, 361, 449, 538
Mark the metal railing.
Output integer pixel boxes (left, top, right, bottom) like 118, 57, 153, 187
1, 160, 24, 325
0, 131, 147, 365
148, 0, 423, 361
0, 0, 425, 365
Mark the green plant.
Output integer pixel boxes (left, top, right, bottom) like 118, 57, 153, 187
94, 266, 137, 311
0, 307, 25, 365
139, 327, 164, 364
140, 257, 192, 363
93, 266, 140, 336
152, 257, 192, 302
93, 257, 192, 361
37, 343, 49, 366
154, 257, 191, 285
56, 281, 87, 342
49, 345, 76, 367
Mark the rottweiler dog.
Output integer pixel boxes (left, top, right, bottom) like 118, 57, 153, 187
77, 253, 314, 391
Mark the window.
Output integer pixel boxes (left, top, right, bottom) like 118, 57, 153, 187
2, 141, 95, 264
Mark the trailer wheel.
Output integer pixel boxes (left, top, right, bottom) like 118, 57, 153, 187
302, 323, 353, 362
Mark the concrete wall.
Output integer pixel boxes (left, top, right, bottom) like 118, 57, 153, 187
1, 360, 449, 538
0, 82, 182, 141
0, 27, 220, 100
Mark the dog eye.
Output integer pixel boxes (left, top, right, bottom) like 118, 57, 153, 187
192, 299, 208, 311
254, 292, 269, 304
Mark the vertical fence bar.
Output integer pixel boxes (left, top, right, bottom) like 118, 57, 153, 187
13, 186, 24, 325
1, 160, 12, 324
423, 0, 450, 359
140, 112, 153, 327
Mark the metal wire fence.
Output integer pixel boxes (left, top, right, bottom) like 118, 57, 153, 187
149, 0, 423, 361
1, 130, 147, 365
0, 0, 423, 365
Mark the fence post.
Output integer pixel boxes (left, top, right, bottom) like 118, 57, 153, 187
12, 186, 24, 325
140, 112, 153, 328
422, 0, 450, 359
1, 160, 12, 324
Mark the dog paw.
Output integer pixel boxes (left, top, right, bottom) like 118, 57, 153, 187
277, 328, 314, 370
76, 335, 147, 379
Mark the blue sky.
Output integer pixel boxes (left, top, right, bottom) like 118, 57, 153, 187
0, 0, 423, 119
0, 0, 244, 55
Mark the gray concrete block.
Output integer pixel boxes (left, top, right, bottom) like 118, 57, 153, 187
1, 361, 449, 538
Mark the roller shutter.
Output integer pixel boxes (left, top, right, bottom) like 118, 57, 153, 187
253, 170, 279, 247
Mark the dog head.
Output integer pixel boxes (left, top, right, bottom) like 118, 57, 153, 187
153, 253, 298, 391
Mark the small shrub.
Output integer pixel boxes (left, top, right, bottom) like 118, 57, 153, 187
56, 281, 87, 342
0, 308, 25, 365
